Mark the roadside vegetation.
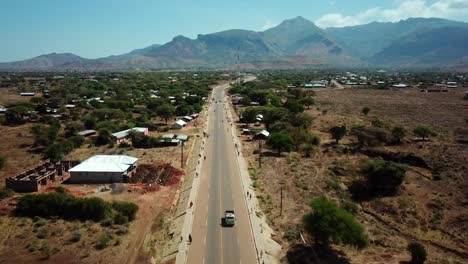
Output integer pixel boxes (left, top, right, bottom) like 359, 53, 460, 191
16, 189, 138, 224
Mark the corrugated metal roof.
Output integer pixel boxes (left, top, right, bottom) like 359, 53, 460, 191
112, 127, 147, 139
174, 120, 186, 126
77, 129, 96, 136
69, 155, 138, 173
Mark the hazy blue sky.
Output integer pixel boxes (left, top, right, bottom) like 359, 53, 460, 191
2, 0, 468, 62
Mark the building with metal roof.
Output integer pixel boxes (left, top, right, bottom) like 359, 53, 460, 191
68, 155, 138, 183
171, 120, 187, 130
112, 127, 148, 144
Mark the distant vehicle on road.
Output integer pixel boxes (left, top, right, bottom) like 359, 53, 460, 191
223, 210, 235, 227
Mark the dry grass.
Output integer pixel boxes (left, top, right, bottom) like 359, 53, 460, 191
236, 87, 468, 264
0, 124, 43, 187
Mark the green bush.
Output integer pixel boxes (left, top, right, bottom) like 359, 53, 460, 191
0, 188, 14, 200
112, 201, 139, 221
0, 155, 6, 170
37, 228, 48, 239
362, 107, 370, 116
267, 133, 295, 154
96, 234, 112, 250
413, 126, 436, 140
392, 126, 406, 144
407, 241, 427, 264
55, 186, 66, 193
303, 197, 368, 249
70, 231, 81, 243
330, 125, 347, 143
100, 218, 113, 227
283, 227, 300, 241
113, 214, 129, 225
364, 159, 407, 195
16, 192, 113, 221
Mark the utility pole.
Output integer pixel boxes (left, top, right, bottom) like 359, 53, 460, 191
258, 139, 262, 168
280, 185, 283, 217
180, 140, 185, 168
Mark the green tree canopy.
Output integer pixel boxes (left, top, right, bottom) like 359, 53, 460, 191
303, 197, 368, 249
407, 242, 427, 264
300, 97, 316, 109
157, 104, 176, 124
364, 159, 407, 195
267, 133, 295, 154
391, 126, 406, 144
284, 99, 304, 114
362, 107, 370, 116
413, 126, 436, 141
330, 125, 347, 143
241, 107, 258, 125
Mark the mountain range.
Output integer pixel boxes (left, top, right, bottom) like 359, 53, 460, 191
1, 16, 468, 71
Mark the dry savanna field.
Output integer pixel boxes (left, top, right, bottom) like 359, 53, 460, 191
235, 87, 468, 264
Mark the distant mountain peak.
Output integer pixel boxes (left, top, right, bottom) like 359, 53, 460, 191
172, 35, 191, 42
271, 16, 318, 31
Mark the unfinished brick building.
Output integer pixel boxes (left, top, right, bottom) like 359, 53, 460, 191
5, 160, 76, 192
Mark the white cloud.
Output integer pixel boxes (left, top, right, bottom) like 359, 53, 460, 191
315, 0, 468, 28
259, 20, 279, 31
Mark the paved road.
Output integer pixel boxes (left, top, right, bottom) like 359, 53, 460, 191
187, 83, 257, 264
331, 79, 345, 89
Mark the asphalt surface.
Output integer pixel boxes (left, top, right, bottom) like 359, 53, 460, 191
187, 84, 257, 264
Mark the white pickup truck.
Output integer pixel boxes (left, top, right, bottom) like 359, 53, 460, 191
224, 210, 235, 227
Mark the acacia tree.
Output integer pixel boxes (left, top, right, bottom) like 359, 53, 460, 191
407, 242, 427, 264
364, 159, 407, 195
362, 107, 370, 116
413, 126, 436, 141
330, 125, 347, 143
300, 97, 315, 109
392, 126, 406, 144
303, 197, 368, 249
241, 107, 257, 125
157, 104, 176, 124
267, 133, 295, 154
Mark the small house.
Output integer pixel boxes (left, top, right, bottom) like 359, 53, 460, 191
172, 120, 187, 130
77, 129, 96, 137
242, 129, 251, 135
182, 116, 193, 122
112, 127, 148, 144
176, 134, 188, 141
161, 134, 175, 140
254, 130, 270, 140
20, 92, 35, 96
392, 83, 409, 88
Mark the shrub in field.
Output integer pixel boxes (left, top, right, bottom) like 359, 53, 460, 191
408, 242, 427, 264
16, 192, 138, 223
392, 126, 406, 144
364, 159, 407, 195
267, 133, 295, 154
303, 197, 368, 249
413, 126, 436, 141
70, 231, 81, 243
330, 125, 347, 143
112, 201, 139, 221
96, 234, 112, 250
362, 107, 370, 116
